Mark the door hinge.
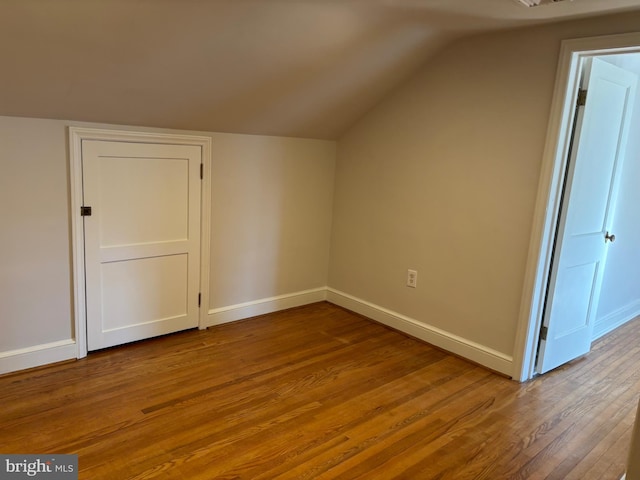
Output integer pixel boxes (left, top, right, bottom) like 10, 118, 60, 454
198, 292, 201, 308
80, 206, 92, 216
540, 325, 548, 341
200, 163, 203, 180
577, 89, 587, 107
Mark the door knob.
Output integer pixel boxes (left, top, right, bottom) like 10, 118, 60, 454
605, 232, 616, 243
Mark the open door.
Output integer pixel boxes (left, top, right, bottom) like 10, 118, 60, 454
536, 58, 637, 374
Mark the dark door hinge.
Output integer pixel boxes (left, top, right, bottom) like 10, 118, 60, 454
540, 325, 548, 341
577, 89, 587, 107
198, 292, 201, 308
200, 163, 203, 180
80, 206, 92, 216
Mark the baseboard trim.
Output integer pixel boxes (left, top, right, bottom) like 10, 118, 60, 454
594, 299, 640, 340
326, 288, 513, 377
1, 288, 516, 376
0, 339, 77, 375
205, 287, 328, 327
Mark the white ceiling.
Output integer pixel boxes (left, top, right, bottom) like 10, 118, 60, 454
2, 0, 640, 139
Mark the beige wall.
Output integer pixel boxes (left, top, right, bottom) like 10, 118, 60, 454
209, 134, 336, 308
0, 116, 74, 352
329, 11, 640, 360
0, 116, 335, 366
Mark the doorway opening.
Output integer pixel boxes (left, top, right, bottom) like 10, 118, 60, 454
513, 33, 640, 382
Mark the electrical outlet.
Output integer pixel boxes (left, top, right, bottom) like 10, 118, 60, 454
407, 269, 417, 288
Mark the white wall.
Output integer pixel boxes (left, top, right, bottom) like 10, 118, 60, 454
594, 53, 640, 338
0, 115, 335, 373
329, 11, 640, 375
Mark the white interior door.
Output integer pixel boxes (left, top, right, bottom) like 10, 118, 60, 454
537, 58, 637, 373
82, 140, 202, 351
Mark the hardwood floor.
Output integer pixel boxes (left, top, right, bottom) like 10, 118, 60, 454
1, 302, 638, 479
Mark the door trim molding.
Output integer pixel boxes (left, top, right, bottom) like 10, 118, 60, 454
69, 127, 212, 359
512, 32, 640, 382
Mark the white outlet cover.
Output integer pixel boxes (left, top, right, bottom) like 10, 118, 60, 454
407, 269, 418, 288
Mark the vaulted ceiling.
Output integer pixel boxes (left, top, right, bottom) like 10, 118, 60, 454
2, 0, 640, 139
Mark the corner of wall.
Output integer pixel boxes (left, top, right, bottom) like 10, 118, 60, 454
205, 287, 328, 327
326, 288, 514, 377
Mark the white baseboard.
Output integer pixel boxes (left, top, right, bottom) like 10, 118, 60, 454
1, 288, 516, 377
326, 288, 513, 377
0, 339, 77, 375
594, 299, 640, 340
205, 287, 328, 327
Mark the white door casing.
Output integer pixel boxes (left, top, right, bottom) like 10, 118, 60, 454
512, 33, 640, 382
536, 58, 637, 374
70, 128, 212, 357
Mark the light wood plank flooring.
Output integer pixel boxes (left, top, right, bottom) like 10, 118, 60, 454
1, 302, 639, 479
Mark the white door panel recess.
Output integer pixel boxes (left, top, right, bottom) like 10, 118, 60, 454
536, 58, 637, 374
82, 140, 202, 351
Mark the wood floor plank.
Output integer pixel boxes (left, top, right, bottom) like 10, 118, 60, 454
1, 302, 638, 479
273, 368, 496, 479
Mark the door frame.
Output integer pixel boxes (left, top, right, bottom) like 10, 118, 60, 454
69, 127, 212, 359
512, 32, 640, 382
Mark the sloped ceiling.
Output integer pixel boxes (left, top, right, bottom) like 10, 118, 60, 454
1, 0, 640, 139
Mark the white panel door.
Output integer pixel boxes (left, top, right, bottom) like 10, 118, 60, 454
82, 140, 201, 350
537, 58, 637, 374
